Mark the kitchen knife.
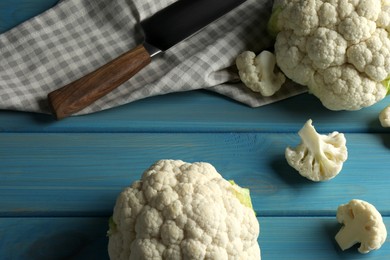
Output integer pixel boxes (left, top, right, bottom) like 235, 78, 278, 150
47, 0, 247, 119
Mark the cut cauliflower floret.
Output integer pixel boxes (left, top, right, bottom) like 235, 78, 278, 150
108, 160, 260, 260
335, 199, 387, 254
271, 0, 390, 110
236, 50, 285, 96
285, 119, 348, 181
379, 104, 390, 127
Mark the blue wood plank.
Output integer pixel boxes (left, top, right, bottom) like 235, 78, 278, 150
1, 91, 390, 133
0, 0, 58, 34
0, 217, 109, 259
1, 217, 389, 259
1, 132, 389, 216
2, 2, 390, 260
1, 1, 389, 134
259, 217, 390, 260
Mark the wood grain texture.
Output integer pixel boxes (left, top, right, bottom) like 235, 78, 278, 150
2, 1, 390, 260
1, 132, 389, 217
1, 92, 390, 133
47, 45, 152, 119
0, 217, 389, 259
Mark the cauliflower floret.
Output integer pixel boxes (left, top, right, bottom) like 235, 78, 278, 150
379, 104, 390, 127
285, 119, 348, 181
236, 50, 285, 96
338, 12, 376, 44
306, 27, 347, 69
311, 65, 387, 110
335, 199, 387, 254
108, 160, 260, 260
277, 0, 320, 36
355, 0, 382, 21
271, 0, 390, 110
274, 30, 315, 86
318, 2, 338, 28
347, 29, 390, 81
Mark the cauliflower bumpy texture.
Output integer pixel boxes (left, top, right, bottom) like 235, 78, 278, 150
285, 119, 348, 181
236, 50, 286, 96
335, 199, 387, 254
270, 0, 390, 110
108, 160, 260, 260
379, 104, 390, 127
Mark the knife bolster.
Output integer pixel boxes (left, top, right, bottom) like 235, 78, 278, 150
143, 42, 162, 58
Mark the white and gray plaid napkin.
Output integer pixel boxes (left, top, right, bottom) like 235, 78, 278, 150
0, 0, 306, 115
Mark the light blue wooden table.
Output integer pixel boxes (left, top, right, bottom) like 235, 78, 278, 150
1, 1, 390, 259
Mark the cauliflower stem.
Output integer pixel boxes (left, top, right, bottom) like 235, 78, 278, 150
335, 223, 362, 252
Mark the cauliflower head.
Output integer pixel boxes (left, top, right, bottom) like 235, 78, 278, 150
285, 119, 348, 181
271, 0, 390, 110
379, 104, 390, 127
108, 160, 260, 260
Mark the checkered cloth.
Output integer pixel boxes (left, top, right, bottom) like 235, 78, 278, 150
0, 0, 306, 115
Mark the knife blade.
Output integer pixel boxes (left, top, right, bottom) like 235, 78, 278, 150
47, 0, 247, 119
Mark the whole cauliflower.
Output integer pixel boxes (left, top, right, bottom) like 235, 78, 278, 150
270, 0, 390, 110
108, 160, 260, 260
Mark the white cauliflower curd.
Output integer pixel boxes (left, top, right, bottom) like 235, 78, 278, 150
270, 0, 390, 110
236, 50, 286, 96
379, 104, 390, 127
285, 119, 348, 181
335, 199, 387, 254
107, 160, 260, 260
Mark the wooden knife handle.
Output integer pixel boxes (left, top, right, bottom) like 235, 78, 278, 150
47, 44, 151, 119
